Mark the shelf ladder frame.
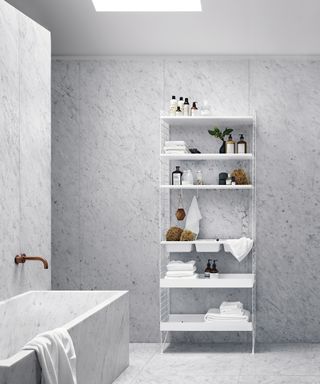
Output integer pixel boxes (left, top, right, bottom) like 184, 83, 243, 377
159, 112, 257, 354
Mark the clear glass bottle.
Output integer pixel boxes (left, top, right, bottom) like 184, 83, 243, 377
196, 170, 203, 185
172, 166, 183, 185
226, 173, 232, 185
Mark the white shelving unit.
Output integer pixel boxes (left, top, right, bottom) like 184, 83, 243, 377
159, 113, 256, 354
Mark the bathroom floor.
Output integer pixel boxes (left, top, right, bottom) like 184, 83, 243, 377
114, 343, 320, 384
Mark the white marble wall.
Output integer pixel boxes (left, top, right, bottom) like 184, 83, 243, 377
52, 57, 320, 342
0, 0, 51, 300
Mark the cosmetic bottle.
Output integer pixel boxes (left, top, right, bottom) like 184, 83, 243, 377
191, 102, 199, 116
183, 98, 190, 116
226, 134, 235, 154
176, 106, 183, 116
178, 97, 184, 112
182, 169, 194, 185
226, 173, 232, 185
205, 259, 212, 278
169, 96, 177, 116
231, 176, 236, 186
237, 134, 247, 154
210, 260, 219, 278
196, 170, 203, 185
172, 166, 183, 185
219, 172, 228, 185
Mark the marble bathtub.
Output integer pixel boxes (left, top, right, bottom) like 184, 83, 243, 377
0, 290, 129, 384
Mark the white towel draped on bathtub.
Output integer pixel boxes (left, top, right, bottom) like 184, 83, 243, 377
22, 327, 77, 384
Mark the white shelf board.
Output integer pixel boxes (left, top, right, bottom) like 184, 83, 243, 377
160, 273, 255, 288
160, 314, 253, 332
160, 184, 253, 190
160, 116, 254, 127
160, 153, 253, 161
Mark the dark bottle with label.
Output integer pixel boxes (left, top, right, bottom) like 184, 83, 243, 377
210, 260, 219, 274
172, 166, 183, 185
204, 259, 212, 278
237, 134, 247, 154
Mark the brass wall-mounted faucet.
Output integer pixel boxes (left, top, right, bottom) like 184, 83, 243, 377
15, 253, 49, 269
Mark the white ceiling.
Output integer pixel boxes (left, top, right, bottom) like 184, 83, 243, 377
5, 0, 320, 56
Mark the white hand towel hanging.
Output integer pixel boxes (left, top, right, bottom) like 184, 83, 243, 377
184, 196, 202, 237
223, 237, 253, 262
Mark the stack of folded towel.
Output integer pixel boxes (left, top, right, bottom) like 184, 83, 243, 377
163, 141, 190, 154
165, 260, 196, 278
204, 301, 250, 322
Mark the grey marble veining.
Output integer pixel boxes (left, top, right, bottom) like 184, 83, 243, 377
52, 60, 80, 289
52, 57, 320, 343
113, 343, 320, 384
0, 291, 129, 384
0, 0, 51, 300
0, 0, 20, 300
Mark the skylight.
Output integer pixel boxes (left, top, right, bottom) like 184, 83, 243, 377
91, 0, 202, 12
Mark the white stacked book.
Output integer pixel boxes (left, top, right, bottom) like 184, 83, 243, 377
163, 141, 189, 154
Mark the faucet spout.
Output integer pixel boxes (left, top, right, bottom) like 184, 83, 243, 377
15, 254, 49, 269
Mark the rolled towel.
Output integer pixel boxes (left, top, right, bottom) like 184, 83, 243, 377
223, 237, 253, 262
165, 274, 197, 279
167, 260, 196, 271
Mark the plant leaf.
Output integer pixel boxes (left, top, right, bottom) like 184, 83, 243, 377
208, 127, 223, 140
222, 128, 233, 137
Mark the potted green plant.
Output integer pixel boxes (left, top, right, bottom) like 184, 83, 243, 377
208, 127, 233, 153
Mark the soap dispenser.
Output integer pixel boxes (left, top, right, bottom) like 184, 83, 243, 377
210, 260, 219, 279
204, 259, 212, 278
226, 134, 235, 154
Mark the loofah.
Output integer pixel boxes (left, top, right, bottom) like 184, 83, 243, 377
231, 169, 249, 185
180, 230, 197, 241
166, 226, 183, 241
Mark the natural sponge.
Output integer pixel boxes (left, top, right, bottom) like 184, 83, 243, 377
180, 230, 197, 241
231, 169, 249, 185
166, 226, 183, 241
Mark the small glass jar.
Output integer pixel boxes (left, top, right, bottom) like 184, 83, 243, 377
182, 169, 194, 185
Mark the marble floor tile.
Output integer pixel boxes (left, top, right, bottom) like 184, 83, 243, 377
238, 377, 320, 384
113, 344, 159, 384
241, 344, 320, 376
115, 343, 320, 384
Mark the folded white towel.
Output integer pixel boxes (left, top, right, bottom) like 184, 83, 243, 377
223, 237, 253, 262
23, 328, 77, 384
167, 260, 196, 271
204, 308, 250, 322
166, 267, 196, 277
165, 141, 186, 147
165, 274, 197, 279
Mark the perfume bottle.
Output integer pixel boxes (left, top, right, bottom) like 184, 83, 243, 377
191, 102, 199, 116
183, 98, 190, 116
204, 259, 212, 278
226, 134, 235, 154
172, 166, 183, 185
210, 260, 219, 278
237, 134, 247, 154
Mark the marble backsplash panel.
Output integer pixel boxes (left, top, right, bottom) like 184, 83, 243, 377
52, 57, 320, 342
0, 0, 51, 300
